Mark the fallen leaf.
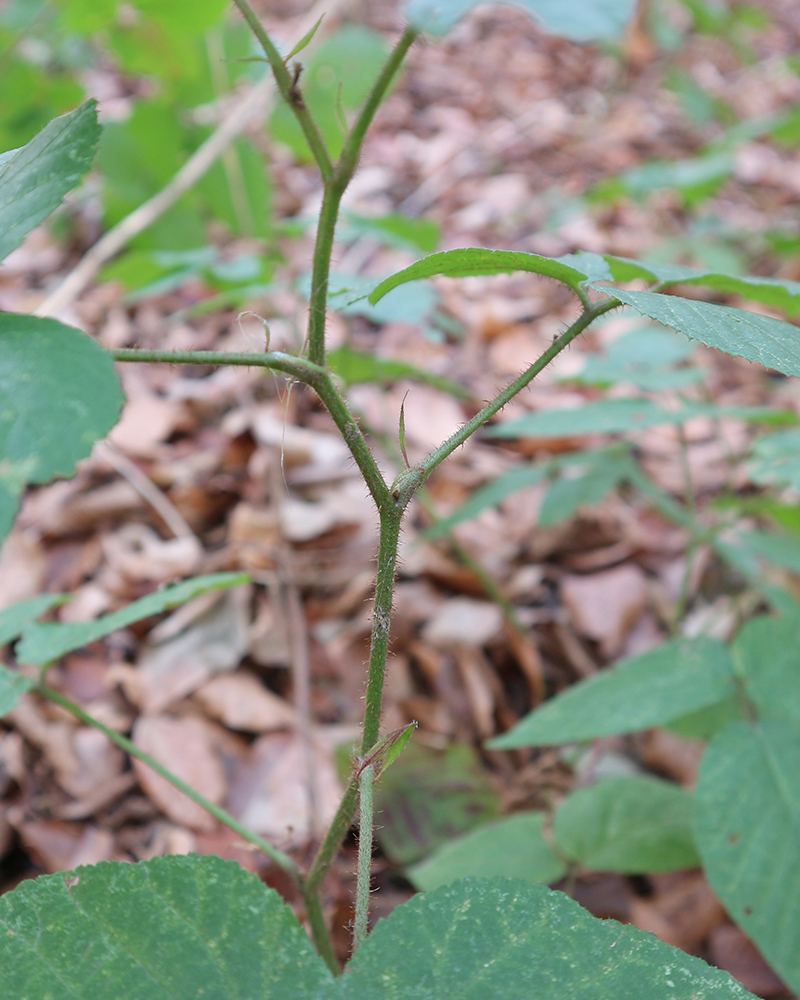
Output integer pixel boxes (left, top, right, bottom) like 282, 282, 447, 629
560, 564, 648, 658
194, 672, 295, 732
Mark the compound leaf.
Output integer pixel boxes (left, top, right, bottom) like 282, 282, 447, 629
0, 100, 100, 263
488, 638, 735, 749
0, 313, 124, 542
16, 572, 249, 666
695, 720, 800, 995
554, 777, 700, 873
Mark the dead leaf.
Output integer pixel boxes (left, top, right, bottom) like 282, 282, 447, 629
195, 672, 295, 733
101, 523, 202, 582
708, 923, 788, 997
421, 597, 504, 648
0, 531, 47, 609
132, 715, 226, 831
560, 564, 648, 658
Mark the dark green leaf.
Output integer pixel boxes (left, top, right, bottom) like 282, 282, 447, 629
407, 812, 566, 891
488, 638, 736, 749
341, 878, 755, 999
16, 573, 249, 666
593, 287, 800, 378
554, 777, 700, 873
369, 248, 592, 304
0, 313, 124, 542
0, 854, 328, 999
405, 0, 638, 42
0, 100, 100, 263
374, 742, 501, 865
695, 720, 800, 994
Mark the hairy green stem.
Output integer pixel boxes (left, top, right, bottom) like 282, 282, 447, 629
110, 347, 326, 381
306, 26, 419, 368
361, 507, 403, 752
352, 764, 374, 953
304, 893, 341, 975
38, 685, 301, 879
418, 299, 618, 481
231, 0, 333, 180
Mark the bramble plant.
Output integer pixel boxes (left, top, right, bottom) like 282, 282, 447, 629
2, 0, 800, 996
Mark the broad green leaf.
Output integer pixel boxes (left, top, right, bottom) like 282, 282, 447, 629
695, 720, 800, 994
327, 346, 470, 399
341, 878, 755, 999
573, 326, 704, 391
487, 398, 793, 441
0, 663, 34, 716
369, 248, 592, 303
0, 314, 124, 542
605, 255, 800, 317
0, 594, 67, 647
16, 572, 249, 666
374, 742, 501, 865
594, 286, 800, 379
0, 856, 758, 999
407, 812, 567, 891
0, 854, 328, 999
488, 638, 736, 749
539, 452, 637, 527
404, 0, 638, 42
748, 428, 800, 491
341, 212, 440, 253
732, 612, 800, 728
0, 100, 100, 263
554, 777, 700, 873
665, 698, 745, 741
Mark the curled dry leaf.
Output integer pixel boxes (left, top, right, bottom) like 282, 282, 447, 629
132, 714, 226, 832
194, 672, 295, 733
421, 597, 504, 648
101, 523, 202, 583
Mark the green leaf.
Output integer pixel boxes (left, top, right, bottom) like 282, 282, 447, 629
374, 742, 501, 865
539, 452, 637, 527
554, 777, 700, 873
748, 428, 800, 491
488, 638, 736, 749
0, 857, 758, 999
285, 14, 324, 60
16, 572, 249, 666
0, 594, 68, 647
327, 346, 470, 399
593, 287, 800, 379
369, 248, 592, 304
342, 878, 755, 999
0, 663, 34, 716
0, 313, 124, 542
573, 325, 704, 391
341, 212, 440, 254
605, 255, 800, 318
407, 811, 567, 891
404, 0, 638, 42
732, 612, 800, 728
733, 529, 800, 577
0, 854, 329, 999
0, 100, 100, 263
695, 720, 800, 994
487, 398, 793, 441
665, 698, 745, 741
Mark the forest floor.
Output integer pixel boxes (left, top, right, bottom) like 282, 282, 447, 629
2, 1, 800, 995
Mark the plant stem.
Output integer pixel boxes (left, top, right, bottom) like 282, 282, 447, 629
418, 299, 618, 481
352, 763, 374, 953
361, 507, 403, 753
304, 893, 341, 975
306, 26, 418, 368
231, 0, 333, 181
37, 685, 301, 879
110, 347, 326, 381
